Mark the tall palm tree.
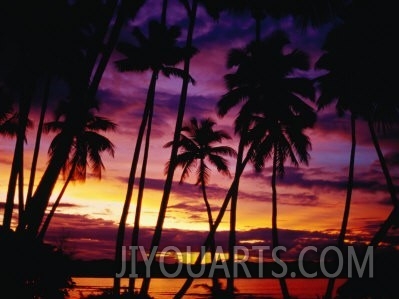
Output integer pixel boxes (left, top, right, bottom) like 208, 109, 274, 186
315, 27, 360, 299
113, 19, 194, 295
36, 106, 115, 240
218, 31, 315, 298
139, 0, 228, 296
165, 117, 236, 293
315, 1, 398, 296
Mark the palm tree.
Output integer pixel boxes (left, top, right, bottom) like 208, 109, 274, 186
113, 18, 194, 295
19, 95, 115, 235
36, 105, 115, 240
165, 117, 236, 292
218, 31, 315, 298
315, 1, 398, 296
140, 1, 230, 296
314, 27, 360, 299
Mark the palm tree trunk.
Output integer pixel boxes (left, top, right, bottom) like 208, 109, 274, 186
17, 148, 24, 225
325, 114, 356, 299
88, 0, 145, 100
364, 120, 398, 248
3, 87, 33, 229
199, 160, 218, 292
86, 0, 118, 80
368, 120, 397, 206
271, 148, 290, 299
369, 207, 399, 247
20, 129, 74, 236
113, 70, 158, 295
226, 138, 244, 297
128, 78, 155, 294
173, 146, 254, 299
140, 1, 199, 296
37, 166, 74, 241
26, 75, 51, 205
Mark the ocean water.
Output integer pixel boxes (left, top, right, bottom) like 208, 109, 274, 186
69, 277, 347, 299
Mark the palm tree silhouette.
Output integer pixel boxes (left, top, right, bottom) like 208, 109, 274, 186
113, 18, 194, 295
218, 30, 315, 299
316, 1, 398, 296
165, 117, 236, 293
36, 101, 116, 241
142, 0, 231, 296
315, 23, 361, 299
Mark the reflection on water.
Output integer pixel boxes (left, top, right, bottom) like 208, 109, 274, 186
69, 278, 347, 299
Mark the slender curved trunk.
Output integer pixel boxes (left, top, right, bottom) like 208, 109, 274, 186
140, 1, 198, 296
113, 70, 158, 295
37, 165, 75, 241
128, 80, 155, 293
17, 148, 24, 225
368, 120, 397, 207
271, 147, 290, 299
366, 120, 398, 247
27, 75, 51, 205
3, 86, 33, 229
325, 114, 356, 299
199, 160, 218, 292
86, 0, 118, 80
88, 0, 145, 100
226, 138, 244, 297
173, 147, 254, 299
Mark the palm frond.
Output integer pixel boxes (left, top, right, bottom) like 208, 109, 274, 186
196, 161, 211, 185
207, 154, 230, 178
285, 49, 310, 72
162, 67, 196, 85
210, 146, 237, 158
217, 88, 249, 117
44, 120, 65, 133
284, 77, 315, 102
86, 116, 117, 132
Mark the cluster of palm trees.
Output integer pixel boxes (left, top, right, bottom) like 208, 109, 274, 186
1, 0, 398, 299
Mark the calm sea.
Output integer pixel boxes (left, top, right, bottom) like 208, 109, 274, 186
69, 278, 347, 299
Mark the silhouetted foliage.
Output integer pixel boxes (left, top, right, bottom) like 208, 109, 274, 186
0, 227, 75, 299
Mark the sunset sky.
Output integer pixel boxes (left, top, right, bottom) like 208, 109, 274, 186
0, 0, 398, 261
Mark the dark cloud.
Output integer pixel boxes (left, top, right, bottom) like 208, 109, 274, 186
44, 212, 382, 261
243, 165, 394, 198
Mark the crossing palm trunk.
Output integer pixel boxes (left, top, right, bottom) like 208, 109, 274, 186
173, 148, 253, 299
3, 85, 33, 229
226, 138, 244, 296
27, 75, 51, 205
20, 129, 74, 236
113, 70, 158, 295
199, 161, 218, 292
37, 165, 75, 241
128, 79, 155, 293
325, 114, 356, 299
139, 1, 199, 296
